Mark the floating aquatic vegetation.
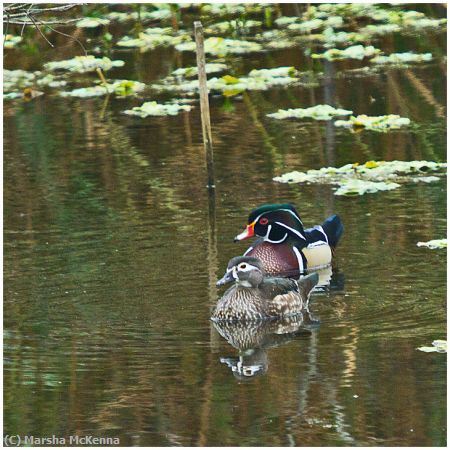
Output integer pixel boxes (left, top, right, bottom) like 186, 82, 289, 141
319, 28, 366, 47
417, 340, 447, 353
117, 27, 189, 50
359, 23, 402, 36
171, 63, 227, 78
153, 66, 300, 96
60, 80, 146, 98
76, 17, 110, 28
267, 104, 352, 121
4, 70, 68, 96
334, 179, 400, 196
335, 114, 410, 132
312, 45, 381, 60
314, 3, 389, 20
417, 239, 447, 249
287, 16, 344, 33
123, 101, 192, 117
106, 8, 172, 22
274, 16, 299, 27
387, 10, 447, 29
371, 52, 433, 65
44, 56, 125, 73
4, 69, 37, 92
3, 92, 23, 100
206, 19, 262, 34
4, 34, 22, 49
200, 3, 267, 16
255, 30, 299, 49
36, 74, 67, 88
274, 160, 447, 196
175, 37, 263, 56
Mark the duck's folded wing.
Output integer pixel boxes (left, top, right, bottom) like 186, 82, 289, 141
260, 277, 299, 297
259, 278, 303, 315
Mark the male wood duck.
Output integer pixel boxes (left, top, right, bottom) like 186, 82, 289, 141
234, 203, 343, 275
211, 256, 319, 322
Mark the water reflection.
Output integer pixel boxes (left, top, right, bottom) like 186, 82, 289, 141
213, 312, 320, 380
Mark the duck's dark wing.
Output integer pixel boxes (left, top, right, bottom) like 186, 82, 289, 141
259, 277, 300, 298
304, 214, 344, 249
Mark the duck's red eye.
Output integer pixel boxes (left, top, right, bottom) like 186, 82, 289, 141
259, 218, 269, 225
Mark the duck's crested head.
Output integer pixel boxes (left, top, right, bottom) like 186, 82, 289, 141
217, 256, 265, 288
234, 203, 305, 243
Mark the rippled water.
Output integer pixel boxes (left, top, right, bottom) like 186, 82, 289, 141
4, 4, 447, 446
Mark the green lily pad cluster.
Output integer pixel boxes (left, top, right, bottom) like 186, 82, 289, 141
76, 17, 111, 28
44, 56, 125, 73
200, 3, 268, 17
334, 114, 411, 132
371, 52, 433, 65
175, 37, 263, 56
117, 28, 190, 51
4, 34, 22, 49
312, 45, 381, 61
273, 160, 447, 196
267, 104, 353, 121
152, 66, 300, 96
272, 4, 445, 53
171, 63, 228, 78
60, 80, 146, 98
417, 340, 447, 353
205, 19, 262, 34
308, 3, 446, 29
123, 100, 192, 118
106, 7, 172, 23
4, 69, 67, 97
417, 239, 447, 249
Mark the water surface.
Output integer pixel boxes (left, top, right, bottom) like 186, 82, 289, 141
4, 4, 447, 446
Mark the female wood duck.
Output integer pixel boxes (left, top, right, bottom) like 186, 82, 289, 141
234, 203, 343, 275
211, 256, 319, 322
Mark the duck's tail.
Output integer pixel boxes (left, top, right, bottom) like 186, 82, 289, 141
321, 214, 344, 249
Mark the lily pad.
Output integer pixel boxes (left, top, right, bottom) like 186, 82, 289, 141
268, 104, 352, 121
274, 160, 446, 196
117, 28, 189, 50
371, 52, 433, 65
171, 63, 228, 78
288, 16, 344, 33
152, 66, 300, 96
76, 17, 110, 28
312, 45, 381, 60
175, 37, 263, 56
106, 8, 172, 22
123, 101, 192, 117
44, 56, 125, 73
417, 239, 447, 249
417, 340, 447, 353
335, 114, 410, 132
206, 19, 262, 34
4, 34, 22, 49
4, 69, 37, 92
275, 16, 299, 27
334, 179, 400, 196
60, 80, 145, 98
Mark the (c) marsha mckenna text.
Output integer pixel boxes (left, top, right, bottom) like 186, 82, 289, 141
4, 435, 120, 446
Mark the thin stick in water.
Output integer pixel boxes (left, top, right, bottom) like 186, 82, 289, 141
194, 21, 215, 189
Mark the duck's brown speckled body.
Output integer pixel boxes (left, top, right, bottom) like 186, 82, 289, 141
212, 256, 318, 323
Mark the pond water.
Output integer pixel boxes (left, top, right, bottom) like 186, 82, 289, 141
3, 4, 447, 447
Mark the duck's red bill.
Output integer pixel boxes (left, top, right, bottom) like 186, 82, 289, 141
234, 222, 255, 241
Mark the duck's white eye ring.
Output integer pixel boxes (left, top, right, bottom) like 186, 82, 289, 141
239, 263, 247, 270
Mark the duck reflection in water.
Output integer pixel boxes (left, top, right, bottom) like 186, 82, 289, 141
213, 313, 320, 380
211, 256, 321, 379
